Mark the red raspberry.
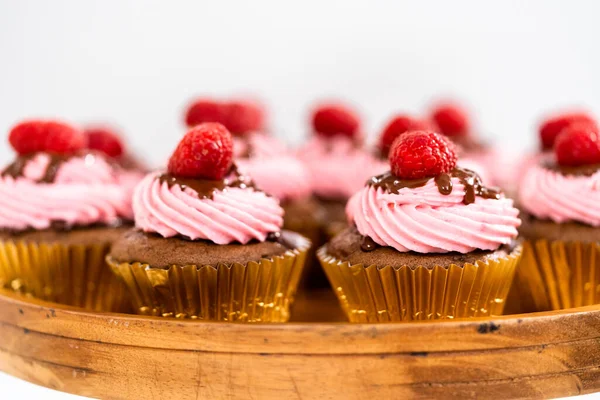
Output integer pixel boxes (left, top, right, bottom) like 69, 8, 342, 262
167, 123, 233, 180
311, 103, 360, 138
8, 120, 85, 155
554, 123, 600, 167
379, 115, 435, 157
430, 103, 470, 137
224, 100, 265, 134
85, 127, 124, 158
539, 112, 597, 150
185, 99, 228, 128
389, 131, 457, 179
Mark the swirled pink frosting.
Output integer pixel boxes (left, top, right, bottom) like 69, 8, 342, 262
0, 153, 131, 231
133, 172, 284, 244
237, 155, 311, 201
347, 178, 520, 253
519, 162, 600, 226
233, 132, 287, 159
298, 136, 382, 199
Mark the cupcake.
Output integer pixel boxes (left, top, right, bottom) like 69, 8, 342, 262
298, 102, 380, 237
107, 123, 310, 321
319, 131, 522, 322
0, 120, 132, 310
516, 122, 600, 312
84, 125, 146, 221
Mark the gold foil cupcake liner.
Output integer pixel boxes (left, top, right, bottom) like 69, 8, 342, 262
318, 246, 522, 323
0, 240, 130, 312
107, 236, 310, 322
509, 240, 600, 312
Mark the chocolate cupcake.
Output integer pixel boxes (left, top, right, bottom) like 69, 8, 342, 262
107, 123, 310, 321
515, 121, 600, 312
0, 120, 132, 311
318, 131, 522, 322
298, 102, 382, 238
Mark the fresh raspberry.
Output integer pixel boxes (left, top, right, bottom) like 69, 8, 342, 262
430, 103, 470, 137
224, 100, 265, 134
554, 123, 600, 167
539, 112, 597, 150
8, 120, 85, 155
389, 131, 457, 179
311, 103, 360, 138
167, 123, 233, 180
185, 99, 228, 128
379, 115, 435, 157
85, 127, 124, 158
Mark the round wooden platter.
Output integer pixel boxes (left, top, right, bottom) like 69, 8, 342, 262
1, 288, 600, 400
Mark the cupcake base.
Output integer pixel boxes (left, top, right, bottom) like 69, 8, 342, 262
0, 225, 131, 312
107, 230, 310, 322
319, 227, 522, 322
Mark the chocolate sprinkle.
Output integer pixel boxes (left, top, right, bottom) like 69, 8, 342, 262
368, 167, 502, 205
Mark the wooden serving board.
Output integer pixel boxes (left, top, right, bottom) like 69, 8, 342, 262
1, 287, 599, 399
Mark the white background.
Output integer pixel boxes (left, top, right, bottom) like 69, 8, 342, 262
1, 0, 600, 167
2, 1, 600, 398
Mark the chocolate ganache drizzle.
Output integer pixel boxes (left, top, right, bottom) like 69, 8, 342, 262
159, 164, 259, 200
368, 167, 501, 205
1, 152, 116, 183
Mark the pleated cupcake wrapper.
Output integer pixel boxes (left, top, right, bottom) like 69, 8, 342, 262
107, 237, 310, 322
0, 240, 130, 312
318, 246, 522, 323
510, 240, 600, 312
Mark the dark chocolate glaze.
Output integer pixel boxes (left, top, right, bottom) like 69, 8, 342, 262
158, 164, 258, 200
2, 151, 121, 184
368, 167, 501, 205
544, 161, 600, 177
360, 235, 379, 252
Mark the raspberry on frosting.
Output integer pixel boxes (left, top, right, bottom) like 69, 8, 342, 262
430, 103, 470, 137
185, 98, 265, 135
9, 120, 85, 155
311, 103, 361, 138
378, 115, 435, 157
539, 111, 597, 150
168, 122, 234, 180
555, 123, 600, 167
85, 127, 125, 158
389, 131, 457, 179
185, 99, 228, 128
225, 100, 265, 134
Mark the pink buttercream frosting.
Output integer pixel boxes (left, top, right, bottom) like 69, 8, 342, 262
237, 155, 311, 201
233, 132, 287, 159
133, 171, 284, 244
347, 177, 520, 253
519, 162, 600, 226
0, 153, 132, 231
298, 136, 382, 199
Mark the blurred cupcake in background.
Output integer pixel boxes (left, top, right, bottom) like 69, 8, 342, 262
0, 120, 132, 311
429, 101, 495, 185
514, 121, 600, 312
319, 131, 521, 322
108, 123, 310, 321
298, 102, 380, 238
84, 125, 147, 221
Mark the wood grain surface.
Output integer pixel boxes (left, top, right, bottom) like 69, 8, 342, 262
1, 288, 599, 399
